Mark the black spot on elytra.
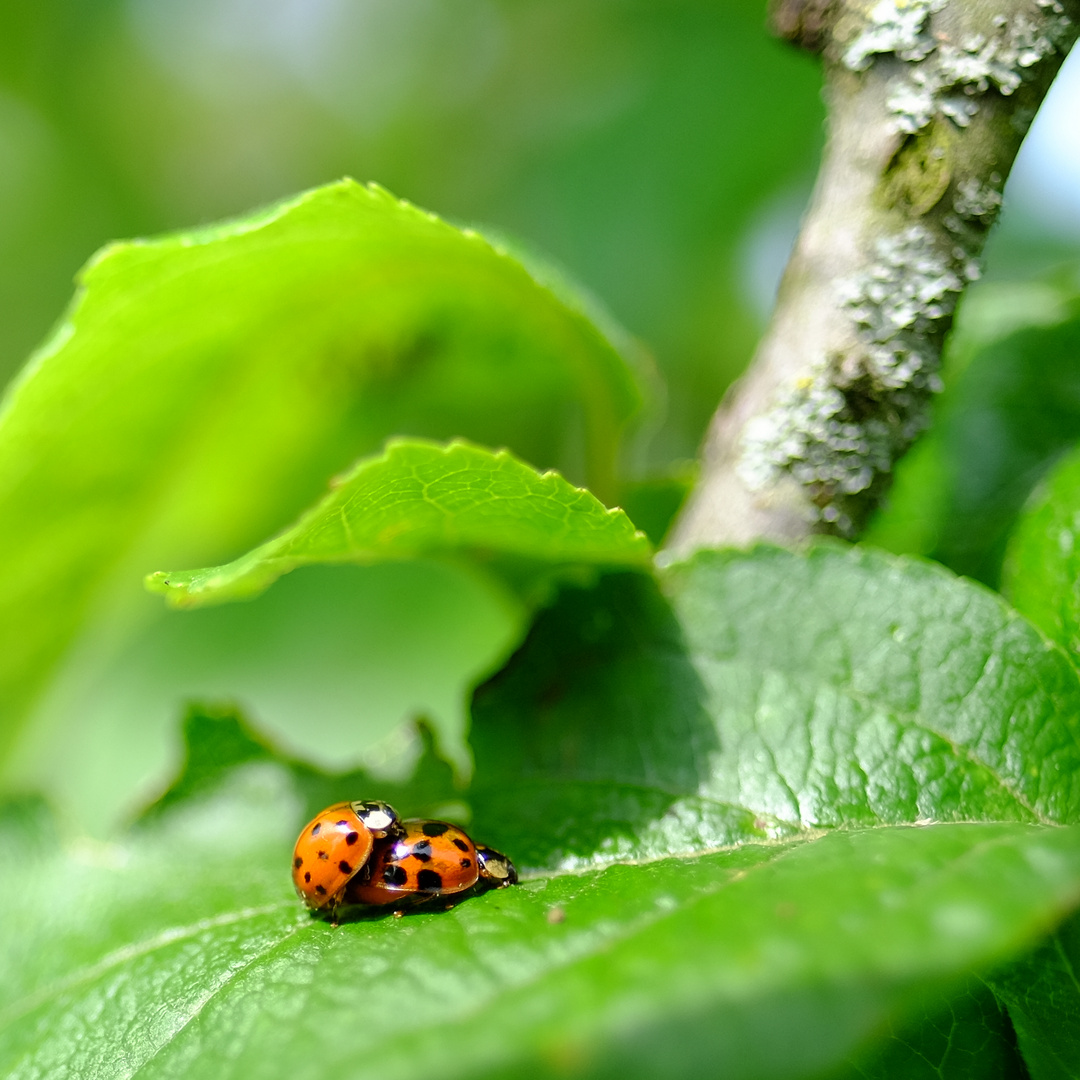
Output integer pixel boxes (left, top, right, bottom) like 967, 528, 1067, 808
345, 832, 360, 846
460, 858, 472, 868
422, 821, 449, 837
311, 823, 321, 836
294, 856, 303, 868
318, 850, 329, 860
339, 861, 353, 875
452, 838, 469, 852
384, 865, 408, 887
315, 884, 327, 895
410, 840, 433, 863
416, 869, 443, 892
336, 819, 349, 827
304, 872, 311, 883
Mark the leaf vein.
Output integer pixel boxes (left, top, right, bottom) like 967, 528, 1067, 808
0, 903, 295, 1032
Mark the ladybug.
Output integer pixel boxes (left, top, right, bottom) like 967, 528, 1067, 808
291, 800, 401, 913
345, 819, 517, 908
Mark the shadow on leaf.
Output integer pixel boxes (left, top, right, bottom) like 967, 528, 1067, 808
468, 572, 742, 869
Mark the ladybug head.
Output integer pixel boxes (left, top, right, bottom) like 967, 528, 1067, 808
476, 845, 517, 887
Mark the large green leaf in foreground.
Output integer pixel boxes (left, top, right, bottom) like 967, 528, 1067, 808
469, 544, 1080, 867
2, 772, 1080, 1080
147, 439, 650, 610
0, 178, 642, 765
6, 544, 1080, 1078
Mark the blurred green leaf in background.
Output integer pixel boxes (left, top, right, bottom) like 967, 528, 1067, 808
0, 0, 826, 458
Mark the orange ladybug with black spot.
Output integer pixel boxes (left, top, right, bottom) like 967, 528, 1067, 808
291, 800, 401, 914
346, 819, 518, 908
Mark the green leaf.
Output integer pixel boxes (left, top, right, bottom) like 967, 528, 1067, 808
866, 275, 1080, 586
0, 1, 824, 460
985, 911, 1080, 1079
13, 558, 519, 836
470, 570, 781, 868
146, 439, 651, 610
9, 541, 1080, 1078
0, 178, 642, 766
665, 545, 1080, 828
832, 979, 1026, 1080
1003, 446, 1080, 657
3, 770, 1080, 1080
469, 545, 1080, 868
141, 702, 460, 828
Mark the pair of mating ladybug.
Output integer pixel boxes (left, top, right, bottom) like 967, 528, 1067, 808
292, 799, 516, 919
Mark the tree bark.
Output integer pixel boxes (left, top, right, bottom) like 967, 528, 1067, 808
666, 0, 1079, 557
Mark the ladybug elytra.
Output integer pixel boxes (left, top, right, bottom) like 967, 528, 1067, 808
291, 799, 401, 913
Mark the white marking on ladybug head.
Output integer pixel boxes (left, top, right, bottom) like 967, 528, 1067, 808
353, 801, 396, 834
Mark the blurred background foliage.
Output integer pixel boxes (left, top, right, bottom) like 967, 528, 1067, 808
3, 0, 1080, 834
0, 0, 829, 465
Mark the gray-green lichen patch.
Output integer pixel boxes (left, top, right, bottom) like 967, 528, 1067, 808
739, 375, 896, 525
841, 1, 1074, 135
843, 0, 945, 71
951, 174, 1004, 222
845, 224, 975, 388
740, 225, 979, 532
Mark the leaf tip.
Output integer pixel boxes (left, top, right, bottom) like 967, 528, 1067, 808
143, 570, 171, 594
144, 569, 197, 609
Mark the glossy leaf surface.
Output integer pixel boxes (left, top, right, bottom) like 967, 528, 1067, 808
7, 542, 1080, 1078
470, 545, 1080, 868
2, 775, 1080, 1080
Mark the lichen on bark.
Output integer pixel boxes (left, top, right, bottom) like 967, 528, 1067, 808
667, 0, 1079, 554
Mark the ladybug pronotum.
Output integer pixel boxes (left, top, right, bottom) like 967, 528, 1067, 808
476, 844, 518, 887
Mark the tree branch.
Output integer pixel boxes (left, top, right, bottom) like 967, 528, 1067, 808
667, 0, 1079, 556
